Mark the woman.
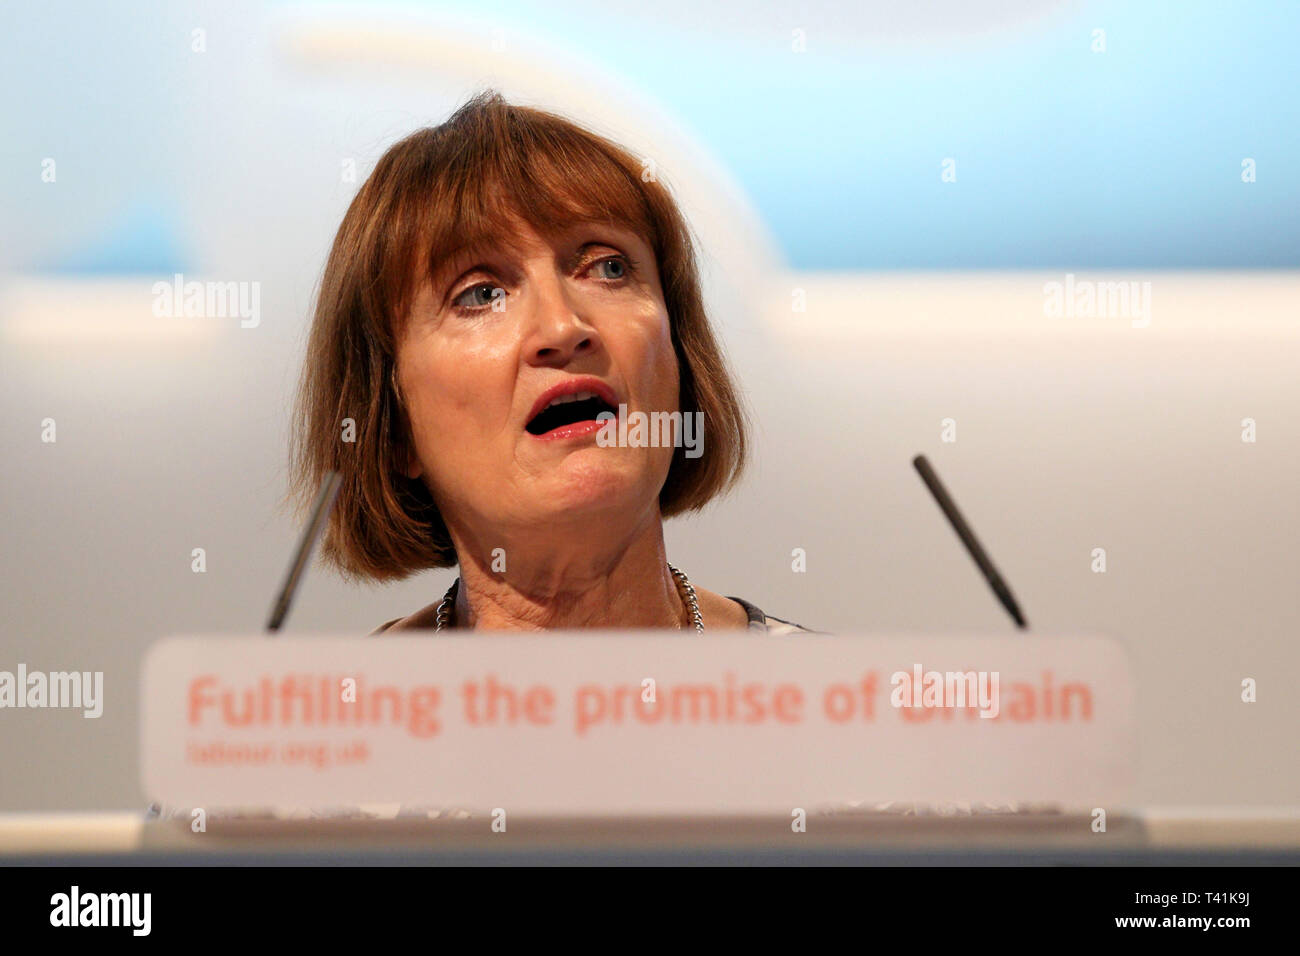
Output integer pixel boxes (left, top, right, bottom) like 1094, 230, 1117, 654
291, 91, 812, 635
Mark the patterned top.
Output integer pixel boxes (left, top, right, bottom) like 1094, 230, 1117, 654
728, 597, 818, 635
372, 594, 816, 635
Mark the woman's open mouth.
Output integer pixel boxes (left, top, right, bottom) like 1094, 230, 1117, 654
525, 391, 619, 439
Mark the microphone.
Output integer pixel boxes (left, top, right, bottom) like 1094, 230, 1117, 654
912, 455, 1028, 630
265, 471, 343, 633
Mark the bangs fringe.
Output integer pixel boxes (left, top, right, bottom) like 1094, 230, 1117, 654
389, 94, 656, 337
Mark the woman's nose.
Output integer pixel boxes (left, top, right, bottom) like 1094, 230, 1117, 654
522, 271, 600, 364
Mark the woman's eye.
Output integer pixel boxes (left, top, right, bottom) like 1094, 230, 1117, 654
588, 256, 628, 281
453, 283, 501, 310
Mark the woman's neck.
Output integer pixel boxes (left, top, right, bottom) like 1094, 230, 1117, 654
446, 508, 686, 631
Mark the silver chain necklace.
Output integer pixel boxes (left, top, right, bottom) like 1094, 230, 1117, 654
434, 563, 703, 633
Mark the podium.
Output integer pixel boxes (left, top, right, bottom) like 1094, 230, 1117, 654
4, 630, 1293, 865
2, 808, 1299, 865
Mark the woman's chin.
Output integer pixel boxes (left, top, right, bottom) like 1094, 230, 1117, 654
530, 455, 656, 518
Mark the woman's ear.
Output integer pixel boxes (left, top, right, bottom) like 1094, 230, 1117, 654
389, 363, 424, 480
392, 425, 423, 481
402, 446, 424, 481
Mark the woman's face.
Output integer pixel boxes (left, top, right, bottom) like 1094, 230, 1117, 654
395, 218, 681, 543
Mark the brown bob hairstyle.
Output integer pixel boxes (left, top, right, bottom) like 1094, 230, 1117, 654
290, 91, 748, 582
